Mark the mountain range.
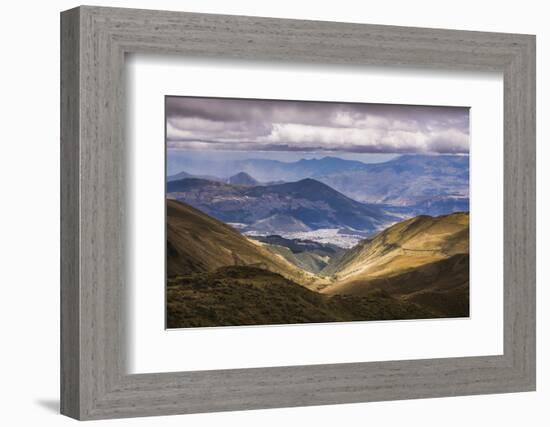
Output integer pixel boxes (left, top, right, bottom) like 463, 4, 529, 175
167, 177, 398, 238
165, 153, 470, 327
167, 154, 469, 215
168, 155, 368, 182
317, 155, 469, 206
166, 199, 468, 328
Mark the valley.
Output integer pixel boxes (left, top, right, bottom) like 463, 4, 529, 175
166, 197, 469, 328
167, 266, 435, 328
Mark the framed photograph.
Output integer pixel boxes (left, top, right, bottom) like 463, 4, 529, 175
61, 6, 536, 420
164, 96, 471, 329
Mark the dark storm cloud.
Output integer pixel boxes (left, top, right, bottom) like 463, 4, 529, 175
166, 96, 470, 154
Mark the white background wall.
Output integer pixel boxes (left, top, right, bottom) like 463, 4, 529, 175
0, 0, 546, 425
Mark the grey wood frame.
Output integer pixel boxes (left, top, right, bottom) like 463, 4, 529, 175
60, 5, 536, 420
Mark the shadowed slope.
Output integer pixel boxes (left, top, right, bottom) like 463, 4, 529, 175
167, 266, 437, 328
166, 199, 321, 288
320, 212, 469, 316
167, 200, 470, 325
326, 254, 469, 316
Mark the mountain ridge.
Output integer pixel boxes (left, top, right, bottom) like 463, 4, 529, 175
319, 212, 469, 315
317, 155, 469, 207
227, 171, 259, 186
167, 154, 469, 216
167, 200, 470, 323
167, 198, 325, 288
322, 212, 469, 280
167, 177, 398, 235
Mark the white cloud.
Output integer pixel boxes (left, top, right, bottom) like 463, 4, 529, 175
166, 97, 470, 154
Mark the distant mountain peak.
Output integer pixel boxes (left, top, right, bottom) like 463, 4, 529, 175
167, 169, 193, 181
296, 156, 355, 164
167, 174, 397, 236
296, 177, 324, 185
281, 177, 352, 196
320, 155, 348, 162
227, 171, 259, 186
264, 178, 346, 197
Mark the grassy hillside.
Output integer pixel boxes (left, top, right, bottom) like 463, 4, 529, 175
166, 199, 321, 288
167, 266, 437, 328
320, 212, 469, 317
250, 235, 345, 274
322, 212, 468, 280
167, 200, 470, 326
326, 254, 469, 317
259, 243, 331, 274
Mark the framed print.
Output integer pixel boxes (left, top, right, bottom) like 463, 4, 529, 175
164, 97, 471, 329
61, 6, 536, 420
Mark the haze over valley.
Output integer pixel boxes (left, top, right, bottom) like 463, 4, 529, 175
167, 154, 469, 247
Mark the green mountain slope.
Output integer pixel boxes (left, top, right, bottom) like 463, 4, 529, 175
166, 199, 321, 288
320, 212, 469, 316
167, 200, 470, 326
322, 212, 468, 280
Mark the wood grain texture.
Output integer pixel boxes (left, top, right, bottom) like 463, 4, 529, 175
60, 7, 80, 419
60, 6, 536, 420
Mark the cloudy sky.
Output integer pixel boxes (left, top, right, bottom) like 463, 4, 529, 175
166, 96, 469, 154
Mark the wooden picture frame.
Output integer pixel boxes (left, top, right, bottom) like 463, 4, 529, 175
61, 6, 536, 420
